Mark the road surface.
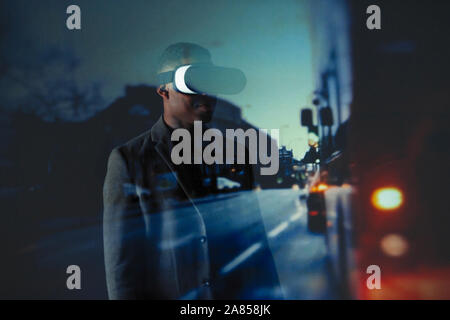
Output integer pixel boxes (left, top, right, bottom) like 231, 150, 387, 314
15, 188, 338, 299
192, 188, 337, 299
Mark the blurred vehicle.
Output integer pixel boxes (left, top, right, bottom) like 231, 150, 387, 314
306, 183, 328, 233
217, 177, 241, 191
303, 0, 450, 299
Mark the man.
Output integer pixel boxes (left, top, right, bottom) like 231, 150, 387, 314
103, 42, 280, 299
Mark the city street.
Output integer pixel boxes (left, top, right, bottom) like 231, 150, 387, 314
22, 188, 338, 299
258, 189, 336, 299
193, 188, 336, 299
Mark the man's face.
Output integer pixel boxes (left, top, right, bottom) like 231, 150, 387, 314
166, 83, 217, 123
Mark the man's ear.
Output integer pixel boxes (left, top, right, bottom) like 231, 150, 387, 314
157, 85, 169, 99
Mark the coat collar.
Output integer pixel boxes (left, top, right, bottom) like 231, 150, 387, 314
151, 116, 172, 145
149, 115, 213, 162
148, 116, 173, 170
151, 115, 210, 146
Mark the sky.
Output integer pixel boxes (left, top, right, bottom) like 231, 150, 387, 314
1, 0, 314, 158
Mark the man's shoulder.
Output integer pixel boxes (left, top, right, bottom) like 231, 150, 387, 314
112, 128, 155, 161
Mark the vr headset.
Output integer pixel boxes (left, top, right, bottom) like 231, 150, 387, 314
157, 63, 246, 95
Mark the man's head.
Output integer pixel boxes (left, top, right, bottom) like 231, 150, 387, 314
156, 42, 217, 128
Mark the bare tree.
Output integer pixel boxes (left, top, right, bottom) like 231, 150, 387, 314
1, 47, 103, 122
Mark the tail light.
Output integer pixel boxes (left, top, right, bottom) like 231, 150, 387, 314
310, 183, 329, 193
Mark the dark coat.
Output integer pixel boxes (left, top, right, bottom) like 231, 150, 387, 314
103, 116, 280, 299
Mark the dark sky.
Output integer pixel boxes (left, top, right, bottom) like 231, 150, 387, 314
1, 0, 313, 157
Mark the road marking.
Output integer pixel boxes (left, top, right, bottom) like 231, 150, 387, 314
268, 221, 289, 238
219, 196, 304, 277
289, 211, 303, 222
220, 242, 262, 275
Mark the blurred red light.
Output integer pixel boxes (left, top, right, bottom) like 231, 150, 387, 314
371, 187, 403, 211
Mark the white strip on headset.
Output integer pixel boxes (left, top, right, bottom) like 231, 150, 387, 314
174, 65, 197, 94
